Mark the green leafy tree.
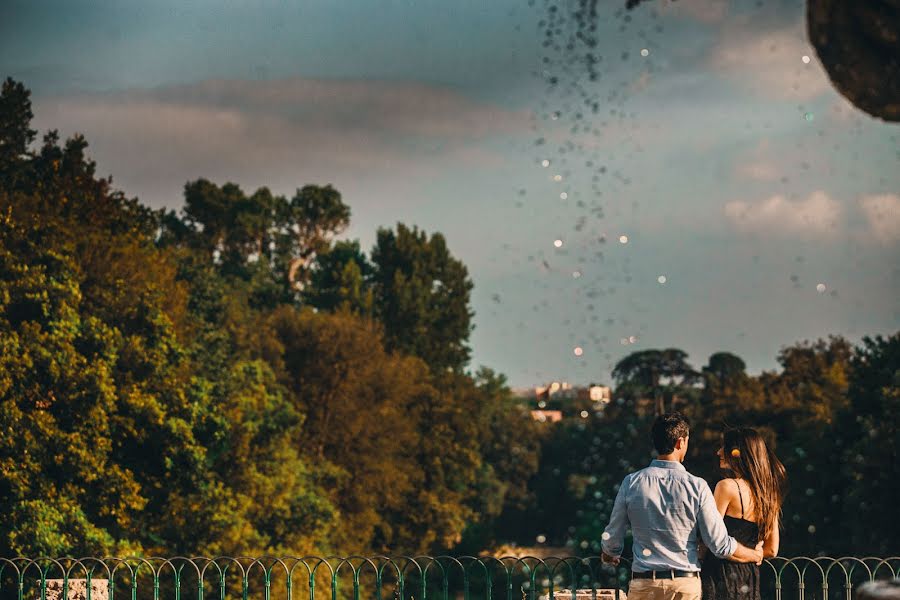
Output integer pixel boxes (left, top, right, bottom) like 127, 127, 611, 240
612, 348, 700, 416
283, 185, 351, 291
0, 214, 144, 556
258, 307, 428, 552
0, 78, 35, 188
371, 223, 474, 373
306, 240, 374, 315
840, 333, 899, 555
0, 79, 338, 557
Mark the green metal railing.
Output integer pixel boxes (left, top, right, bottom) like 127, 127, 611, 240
2, 556, 898, 600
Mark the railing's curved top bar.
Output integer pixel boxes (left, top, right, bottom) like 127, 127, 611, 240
1, 556, 897, 600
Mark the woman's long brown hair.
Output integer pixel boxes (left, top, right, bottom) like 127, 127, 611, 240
723, 428, 787, 540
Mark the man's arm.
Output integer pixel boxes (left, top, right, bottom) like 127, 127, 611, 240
730, 540, 765, 564
600, 477, 629, 565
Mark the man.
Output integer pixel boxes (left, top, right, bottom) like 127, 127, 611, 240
600, 413, 763, 600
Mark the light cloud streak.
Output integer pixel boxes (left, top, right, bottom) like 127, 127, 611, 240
724, 190, 842, 237
33, 78, 531, 209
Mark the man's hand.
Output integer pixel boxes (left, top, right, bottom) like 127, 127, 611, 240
728, 540, 765, 563
601, 552, 620, 566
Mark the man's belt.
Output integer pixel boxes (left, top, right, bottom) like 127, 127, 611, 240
632, 570, 699, 580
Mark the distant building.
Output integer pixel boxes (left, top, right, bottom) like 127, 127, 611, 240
517, 381, 613, 419
588, 385, 611, 404
530, 409, 563, 423
528, 381, 611, 403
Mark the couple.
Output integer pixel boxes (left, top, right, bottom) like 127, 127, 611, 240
601, 413, 786, 600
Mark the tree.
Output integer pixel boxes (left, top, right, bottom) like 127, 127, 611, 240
745, 337, 853, 556
257, 307, 427, 552
0, 77, 36, 188
703, 352, 747, 386
612, 348, 700, 416
0, 80, 339, 557
0, 215, 144, 556
840, 333, 899, 554
284, 185, 351, 290
371, 223, 474, 373
305, 240, 374, 316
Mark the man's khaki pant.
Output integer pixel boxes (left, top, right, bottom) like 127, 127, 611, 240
627, 577, 701, 600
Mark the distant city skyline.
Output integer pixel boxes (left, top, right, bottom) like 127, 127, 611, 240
3, 0, 898, 386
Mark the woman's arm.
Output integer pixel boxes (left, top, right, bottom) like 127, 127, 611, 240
763, 523, 780, 558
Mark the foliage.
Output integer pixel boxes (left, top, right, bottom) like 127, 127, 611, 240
0, 78, 537, 557
371, 223, 474, 374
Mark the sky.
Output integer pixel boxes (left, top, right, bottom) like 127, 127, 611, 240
3, 0, 898, 387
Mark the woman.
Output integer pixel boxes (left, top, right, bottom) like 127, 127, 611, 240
701, 427, 787, 599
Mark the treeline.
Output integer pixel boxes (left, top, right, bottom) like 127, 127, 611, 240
503, 338, 899, 556
0, 78, 542, 557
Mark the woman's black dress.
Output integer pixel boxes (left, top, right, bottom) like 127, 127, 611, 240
701, 480, 761, 599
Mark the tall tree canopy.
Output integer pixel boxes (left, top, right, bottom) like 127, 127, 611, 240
371, 223, 474, 373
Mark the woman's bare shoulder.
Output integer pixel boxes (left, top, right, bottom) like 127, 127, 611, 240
713, 478, 737, 493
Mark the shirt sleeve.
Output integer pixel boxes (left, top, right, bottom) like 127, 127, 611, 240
601, 475, 630, 557
696, 482, 738, 559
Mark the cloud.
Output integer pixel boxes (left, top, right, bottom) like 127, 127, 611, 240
32, 78, 531, 210
858, 194, 900, 244
724, 190, 842, 237
708, 22, 831, 100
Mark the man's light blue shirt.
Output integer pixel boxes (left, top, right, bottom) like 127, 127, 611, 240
601, 459, 737, 572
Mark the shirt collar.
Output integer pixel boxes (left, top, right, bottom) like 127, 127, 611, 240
650, 459, 686, 471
